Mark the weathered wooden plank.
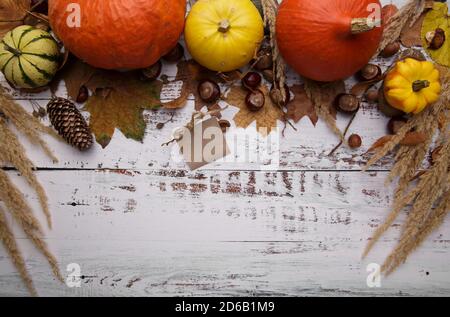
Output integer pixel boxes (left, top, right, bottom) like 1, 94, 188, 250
0, 169, 449, 296
0, 0, 407, 171
3, 97, 394, 171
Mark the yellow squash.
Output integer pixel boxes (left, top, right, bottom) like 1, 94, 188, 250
184, 0, 264, 72
384, 58, 441, 114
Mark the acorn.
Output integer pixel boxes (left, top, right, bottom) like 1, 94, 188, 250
426, 28, 445, 50
348, 134, 362, 149
246, 90, 265, 112
242, 72, 262, 90
141, 60, 162, 81
381, 42, 401, 58
336, 94, 360, 113
76, 85, 89, 103
198, 80, 221, 103
270, 84, 290, 107
163, 43, 184, 62
358, 64, 382, 81
387, 117, 407, 135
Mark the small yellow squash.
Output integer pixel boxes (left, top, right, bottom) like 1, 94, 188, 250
384, 58, 441, 114
184, 0, 264, 72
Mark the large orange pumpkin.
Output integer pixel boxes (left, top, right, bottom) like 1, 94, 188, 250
48, 0, 186, 69
276, 0, 383, 82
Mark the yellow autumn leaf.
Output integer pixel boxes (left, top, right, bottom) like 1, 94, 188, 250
421, 2, 450, 67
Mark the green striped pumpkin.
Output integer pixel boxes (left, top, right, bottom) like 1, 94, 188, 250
0, 25, 60, 89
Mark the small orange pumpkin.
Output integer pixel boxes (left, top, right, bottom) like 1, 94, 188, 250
276, 0, 383, 82
48, 0, 186, 69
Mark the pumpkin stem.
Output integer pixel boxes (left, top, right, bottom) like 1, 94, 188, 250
218, 20, 231, 33
4, 43, 21, 57
412, 80, 430, 92
350, 18, 379, 35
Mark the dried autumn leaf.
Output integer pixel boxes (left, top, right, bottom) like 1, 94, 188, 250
400, 131, 427, 145
351, 74, 385, 97
51, 58, 97, 100
169, 60, 241, 111
400, 13, 425, 47
84, 73, 163, 148
421, 2, 450, 67
367, 135, 394, 153
0, 0, 31, 38
286, 84, 318, 125
367, 132, 427, 152
226, 85, 283, 136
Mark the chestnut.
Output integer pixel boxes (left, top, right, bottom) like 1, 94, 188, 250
198, 79, 221, 103
76, 85, 89, 103
242, 72, 262, 90
336, 94, 360, 113
163, 43, 184, 62
381, 42, 401, 58
141, 60, 162, 81
348, 134, 362, 149
254, 53, 273, 71
246, 90, 265, 112
387, 117, 407, 135
358, 64, 382, 81
270, 84, 291, 107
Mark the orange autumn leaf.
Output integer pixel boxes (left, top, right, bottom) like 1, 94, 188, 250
226, 85, 284, 136
0, 0, 31, 38
286, 84, 318, 125
367, 132, 427, 152
167, 59, 241, 111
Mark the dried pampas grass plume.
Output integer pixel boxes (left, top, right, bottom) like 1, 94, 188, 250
363, 67, 450, 274
0, 87, 61, 295
376, 0, 428, 55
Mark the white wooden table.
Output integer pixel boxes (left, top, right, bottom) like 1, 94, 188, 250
1, 0, 450, 297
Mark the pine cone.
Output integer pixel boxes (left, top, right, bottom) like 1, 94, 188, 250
47, 97, 93, 151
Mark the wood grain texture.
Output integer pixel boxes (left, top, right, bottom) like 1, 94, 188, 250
0, 169, 449, 296
1, 0, 450, 297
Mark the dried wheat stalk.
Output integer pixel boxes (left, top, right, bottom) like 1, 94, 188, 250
261, 0, 286, 101
363, 69, 450, 274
